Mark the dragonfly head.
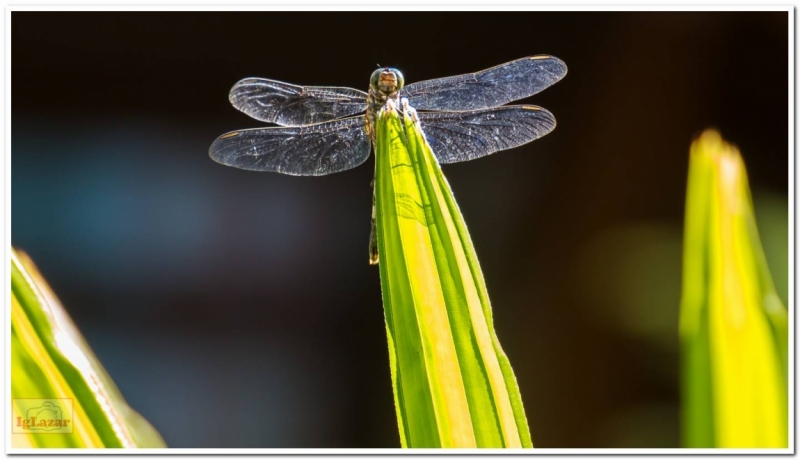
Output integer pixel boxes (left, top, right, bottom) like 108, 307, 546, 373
370, 67, 404, 95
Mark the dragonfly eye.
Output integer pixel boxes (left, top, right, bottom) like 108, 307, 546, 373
369, 69, 383, 92
392, 69, 405, 90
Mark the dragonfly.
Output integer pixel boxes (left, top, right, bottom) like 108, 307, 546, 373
209, 56, 567, 264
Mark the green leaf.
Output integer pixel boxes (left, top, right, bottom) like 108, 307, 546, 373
11, 248, 166, 448
375, 102, 532, 448
679, 130, 788, 448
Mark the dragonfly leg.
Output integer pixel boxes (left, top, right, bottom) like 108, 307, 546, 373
400, 98, 419, 122
369, 176, 379, 265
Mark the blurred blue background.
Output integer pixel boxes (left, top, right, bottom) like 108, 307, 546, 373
12, 12, 788, 447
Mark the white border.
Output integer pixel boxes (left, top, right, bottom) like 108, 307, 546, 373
2, 3, 795, 455
789, 3, 796, 456
0, 3, 797, 10
4, 447, 798, 454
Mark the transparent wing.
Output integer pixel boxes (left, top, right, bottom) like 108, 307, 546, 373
209, 116, 371, 176
417, 105, 556, 164
401, 56, 567, 111
229, 78, 368, 126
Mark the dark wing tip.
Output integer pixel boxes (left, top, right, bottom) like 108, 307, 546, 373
528, 55, 568, 79
208, 132, 267, 172
208, 131, 239, 164
519, 105, 557, 132
229, 77, 261, 90
519, 104, 554, 114
218, 131, 241, 140
228, 78, 255, 104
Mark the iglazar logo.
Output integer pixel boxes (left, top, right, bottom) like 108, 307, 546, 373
13, 399, 74, 434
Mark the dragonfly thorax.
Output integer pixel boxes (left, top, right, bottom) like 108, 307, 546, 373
365, 68, 406, 144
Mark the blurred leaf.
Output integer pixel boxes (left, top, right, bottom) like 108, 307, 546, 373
752, 192, 789, 306
679, 130, 787, 448
11, 248, 166, 448
375, 102, 531, 448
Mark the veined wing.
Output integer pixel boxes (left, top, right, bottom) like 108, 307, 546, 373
402, 56, 567, 112
209, 116, 371, 176
229, 78, 368, 126
418, 106, 555, 164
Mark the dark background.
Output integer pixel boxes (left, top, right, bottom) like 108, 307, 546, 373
12, 12, 789, 448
